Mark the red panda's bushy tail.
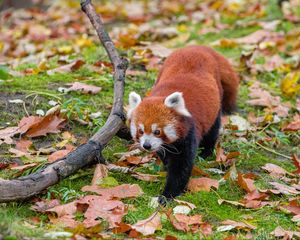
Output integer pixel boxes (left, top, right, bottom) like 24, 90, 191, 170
216, 54, 239, 114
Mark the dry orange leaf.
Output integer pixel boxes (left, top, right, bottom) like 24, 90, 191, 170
237, 173, 256, 193
66, 82, 102, 94
131, 212, 162, 236
188, 177, 219, 192
81, 184, 143, 199
91, 164, 108, 185
46, 59, 85, 75
15, 138, 32, 153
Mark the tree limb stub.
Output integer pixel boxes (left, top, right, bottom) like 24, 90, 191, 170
0, 0, 128, 203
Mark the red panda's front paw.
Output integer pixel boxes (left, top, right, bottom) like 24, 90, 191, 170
158, 195, 172, 206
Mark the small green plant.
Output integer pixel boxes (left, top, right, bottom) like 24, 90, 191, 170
48, 187, 83, 203
61, 98, 88, 120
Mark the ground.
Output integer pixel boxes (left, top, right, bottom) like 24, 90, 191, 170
0, 0, 300, 239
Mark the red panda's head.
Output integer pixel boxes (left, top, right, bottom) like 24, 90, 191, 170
127, 91, 191, 151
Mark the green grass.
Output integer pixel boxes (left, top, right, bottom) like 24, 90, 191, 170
1, 0, 300, 239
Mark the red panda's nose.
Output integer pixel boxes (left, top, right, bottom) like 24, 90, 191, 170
143, 142, 152, 150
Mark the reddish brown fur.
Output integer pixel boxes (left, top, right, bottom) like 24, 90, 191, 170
134, 46, 239, 141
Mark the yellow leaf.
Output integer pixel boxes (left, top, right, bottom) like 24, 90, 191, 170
57, 45, 73, 54
75, 34, 93, 48
281, 72, 300, 97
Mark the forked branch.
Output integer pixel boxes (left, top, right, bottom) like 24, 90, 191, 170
0, 0, 128, 202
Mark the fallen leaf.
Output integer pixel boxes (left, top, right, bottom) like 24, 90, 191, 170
146, 44, 172, 58
0, 126, 20, 144
200, 223, 213, 236
271, 226, 300, 239
280, 199, 300, 215
18, 112, 66, 138
132, 212, 161, 236
15, 138, 32, 153
280, 72, 300, 97
188, 177, 219, 192
173, 206, 192, 215
48, 147, 74, 162
237, 173, 256, 193
282, 115, 300, 132
10, 163, 37, 171
47, 60, 85, 75
261, 163, 292, 178
217, 220, 256, 232
113, 222, 132, 234
91, 164, 108, 185
131, 172, 159, 182
81, 184, 143, 199
31, 199, 60, 212
292, 154, 300, 175
191, 166, 210, 177
79, 195, 126, 228
269, 182, 300, 195
66, 82, 101, 94
174, 199, 196, 210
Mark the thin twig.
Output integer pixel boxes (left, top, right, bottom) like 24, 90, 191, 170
255, 142, 292, 160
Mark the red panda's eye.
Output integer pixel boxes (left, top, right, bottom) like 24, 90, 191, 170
154, 130, 160, 136
138, 129, 144, 134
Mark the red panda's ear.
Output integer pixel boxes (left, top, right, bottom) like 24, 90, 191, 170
164, 92, 191, 117
127, 91, 141, 119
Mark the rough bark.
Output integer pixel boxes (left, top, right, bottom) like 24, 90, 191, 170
0, 0, 128, 203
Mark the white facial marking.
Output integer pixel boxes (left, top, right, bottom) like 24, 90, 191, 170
127, 92, 142, 119
138, 123, 144, 132
130, 121, 137, 139
140, 134, 163, 151
164, 92, 191, 117
151, 123, 158, 132
163, 124, 178, 142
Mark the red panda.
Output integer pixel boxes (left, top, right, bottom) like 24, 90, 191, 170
127, 46, 239, 204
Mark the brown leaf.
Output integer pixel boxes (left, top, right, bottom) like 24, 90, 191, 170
18, 116, 42, 134
280, 199, 300, 215
113, 222, 132, 234
79, 195, 126, 228
0, 126, 20, 144
174, 199, 196, 210
282, 114, 300, 132
237, 173, 256, 193
81, 184, 143, 199
10, 163, 37, 171
46, 201, 77, 218
131, 172, 159, 182
191, 166, 210, 177
247, 82, 280, 107
48, 145, 75, 162
261, 163, 292, 178
271, 226, 300, 239
31, 199, 60, 212
21, 112, 66, 138
292, 154, 300, 175
218, 220, 256, 231
91, 164, 108, 185
174, 214, 202, 226
167, 211, 203, 233
15, 138, 32, 153
165, 235, 178, 240
66, 82, 101, 94
131, 212, 161, 236
200, 223, 213, 236
188, 177, 219, 192
47, 60, 85, 75
269, 182, 300, 195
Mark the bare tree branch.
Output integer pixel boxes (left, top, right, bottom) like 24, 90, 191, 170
0, 0, 128, 203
